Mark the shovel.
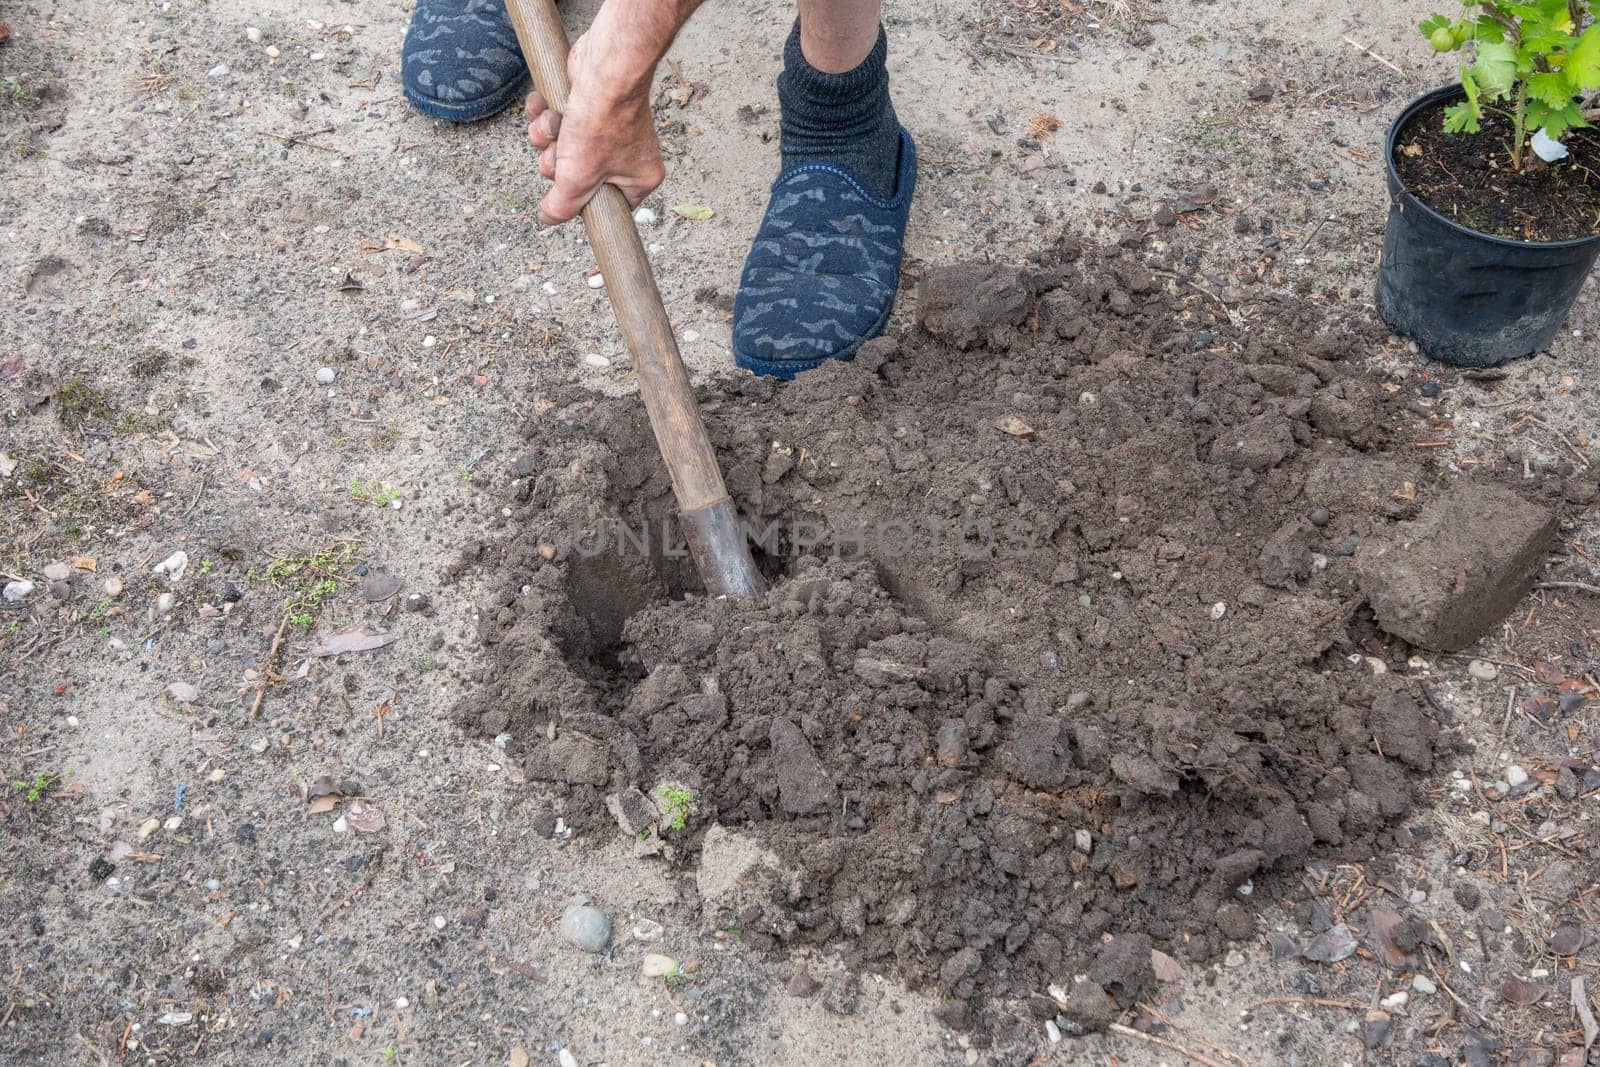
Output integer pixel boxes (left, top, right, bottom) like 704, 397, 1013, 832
502, 0, 765, 599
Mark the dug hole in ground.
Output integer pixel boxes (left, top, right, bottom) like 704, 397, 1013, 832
2, 0, 1600, 1065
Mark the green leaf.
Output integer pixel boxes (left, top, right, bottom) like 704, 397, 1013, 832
1569, 23, 1600, 88
1470, 39, 1519, 98
1526, 70, 1576, 107
1445, 66, 1483, 134
1443, 101, 1482, 133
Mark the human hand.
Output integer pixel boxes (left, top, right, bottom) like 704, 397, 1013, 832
524, 21, 666, 225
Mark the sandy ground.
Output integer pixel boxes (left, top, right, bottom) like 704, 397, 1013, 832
2, 0, 1599, 1064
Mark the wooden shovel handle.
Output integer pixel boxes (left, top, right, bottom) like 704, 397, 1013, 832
503, 0, 725, 511
503, 0, 764, 598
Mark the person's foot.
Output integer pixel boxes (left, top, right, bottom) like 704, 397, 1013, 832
401, 0, 529, 122
733, 25, 917, 380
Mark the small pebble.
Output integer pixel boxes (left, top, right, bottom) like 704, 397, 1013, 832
559, 1050, 578, 1067
583, 353, 611, 369
166, 682, 199, 703
315, 367, 336, 384
673, 1012, 688, 1027
1074, 828, 1092, 853
422, 335, 438, 348
104, 576, 124, 597
586, 272, 605, 289
3, 580, 36, 602
1467, 659, 1499, 681
245, 25, 262, 42
1407, 889, 1427, 905
206, 63, 230, 78
43, 562, 72, 581
264, 45, 280, 58
1380, 991, 1408, 1010
1412, 975, 1437, 994
633, 207, 658, 226
332, 815, 348, 833
249, 738, 270, 754
1307, 507, 1331, 527
154, 551, 189, 581
432, 915, 446, 929
641, 954, 679, 978
1210, 601, 1227, 620
559, 904, 611, 953
1505, 765, 1529, 788
157, 592, 175, 614
1045, 1020, 1062, 1044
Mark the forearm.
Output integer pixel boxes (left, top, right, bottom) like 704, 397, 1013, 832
586, 0, 708, 100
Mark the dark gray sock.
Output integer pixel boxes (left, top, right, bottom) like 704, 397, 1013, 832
777, 21, 902, 199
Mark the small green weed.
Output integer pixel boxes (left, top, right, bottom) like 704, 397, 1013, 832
655, 783, 693, 833
10, 770, 67, 803
350, 480, 401, 507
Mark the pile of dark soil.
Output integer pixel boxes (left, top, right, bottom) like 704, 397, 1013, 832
1394, 97, 1600, 243
458, 239, 1509, 1037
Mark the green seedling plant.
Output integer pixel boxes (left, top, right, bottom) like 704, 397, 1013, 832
655, 783, 694, 833
350, 480, 401, 508
10, 770, 67, 803
248, 541, 358, 628
1421, 0, 1600, 169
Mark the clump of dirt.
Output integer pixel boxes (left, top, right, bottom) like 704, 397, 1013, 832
1393, 97, 1600, 242
457, 238, 1549, 1037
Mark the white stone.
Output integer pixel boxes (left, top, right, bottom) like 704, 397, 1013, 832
332, 815, 348, 833
586, 272, 605, 289
583, 354, 611, 369
1210, 601, 1227, 620
264, 45, 281, 58
153, 551, 189, 581
156, 593, 175, 614
1074, 828, 1092, 853
315, 367, 336, 384
249, 738, 270, 754
1467, 659, 1499, 681
432, 915, 446, 930
3, 580, 34, 602
559, 1051, 578, 1067
105, 576, 124, 597
1045, 1020, 1062, 1044
245, 26, 262, 43
633, 207, 658, 226
1380, 991, 1408, 1010
1506, 765, 1529, 788
206, 63, 230, 78
641, 954, 679, 977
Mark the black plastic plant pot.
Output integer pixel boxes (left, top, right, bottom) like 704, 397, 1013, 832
1376, 83, 1600, 368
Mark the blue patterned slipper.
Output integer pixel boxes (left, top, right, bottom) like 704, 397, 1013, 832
401, 0, 529, 123
733, 127, 917, 379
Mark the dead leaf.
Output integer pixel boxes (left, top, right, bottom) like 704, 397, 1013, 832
1024, 112, 1063, 140
337, 273, 365, 292
1500, 976, 1548, 1007
362, 233, 425, 255
307, 794, 341, 815
311, 628, 396, 657
345, 800, 386, 833
1394, 481, 1417, 501
1574, 976, 1597, 1051
70, 556, 97, 571
671, 203, 715, 221
1150, 948, 1184, 983
508, 1048, 529, 1067
0, 453, 16, 478
994, 414, 1035, 438
1368, 908, 1415, 967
